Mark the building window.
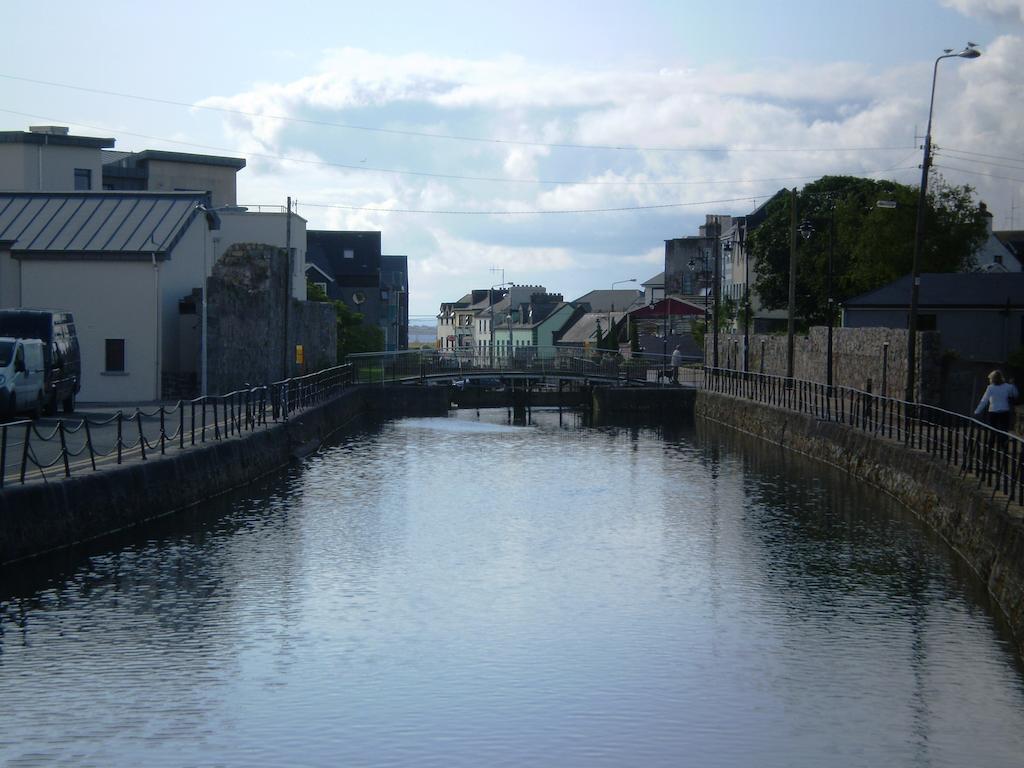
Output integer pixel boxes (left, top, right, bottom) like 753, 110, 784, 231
343, 249, 354, 259
74, 168, 92, 190
313, 281, 328, 295
105, 339, 125, 372
917, 314, 938, 332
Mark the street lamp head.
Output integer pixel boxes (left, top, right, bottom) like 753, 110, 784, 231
798, 219, 815, 241
959, 45, 981, 58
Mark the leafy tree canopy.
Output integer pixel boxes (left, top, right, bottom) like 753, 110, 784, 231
749, 175, 987, 325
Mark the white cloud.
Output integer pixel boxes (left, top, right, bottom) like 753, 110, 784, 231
195, 41, 1024, 316
941, 0, 1024, 22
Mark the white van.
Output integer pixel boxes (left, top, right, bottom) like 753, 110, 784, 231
0, 337, 46, 419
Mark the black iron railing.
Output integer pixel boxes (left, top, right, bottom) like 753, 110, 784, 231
348, 346, 703, 387
0, 364, 353, 487
704, 367, 1024, 509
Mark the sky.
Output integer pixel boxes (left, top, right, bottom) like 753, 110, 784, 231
4, 0, 1022, 322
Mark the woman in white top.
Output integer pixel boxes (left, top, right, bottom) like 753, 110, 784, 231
974, 369, 1018, 431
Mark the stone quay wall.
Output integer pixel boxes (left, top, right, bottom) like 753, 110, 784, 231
695, 389, 1024, 661
713, 327, 943, 404
0, 386, 447, 566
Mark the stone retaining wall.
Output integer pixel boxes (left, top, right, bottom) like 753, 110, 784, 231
0, 386, 447, 566
696, 389, 1024, 660
713, 327, 943, 404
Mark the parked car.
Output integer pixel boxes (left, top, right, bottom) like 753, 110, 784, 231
453, 377, 504, 391
0, 309, 81, 414
0, 337, 46, 419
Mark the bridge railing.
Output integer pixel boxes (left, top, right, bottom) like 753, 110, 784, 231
0, 363, 353, 487
347, 346, 703, 386
704, 366, 1024, 509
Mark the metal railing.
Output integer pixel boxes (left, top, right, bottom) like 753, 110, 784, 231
0, 364, 353, 487
348, 346, 703, 387
704, 366, 1024, 509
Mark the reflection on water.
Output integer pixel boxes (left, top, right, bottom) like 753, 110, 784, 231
1, 409, 1023, 767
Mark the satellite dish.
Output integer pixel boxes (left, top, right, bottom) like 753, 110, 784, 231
353, 291, 366, 305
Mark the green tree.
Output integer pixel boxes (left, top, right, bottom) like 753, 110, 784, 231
749, 175, 987, 325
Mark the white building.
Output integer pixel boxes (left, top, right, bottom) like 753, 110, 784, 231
0, 126, 308, 402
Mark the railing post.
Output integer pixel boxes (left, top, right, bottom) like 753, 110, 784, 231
0, 423, 6, 489
116, 412, 123, 464
59, 420, 70, 477
84, 416, 97, 471
160, 407, 166, 455
20, 420, 32, 483
137, 411, 147, 461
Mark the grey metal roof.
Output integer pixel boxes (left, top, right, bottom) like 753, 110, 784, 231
0, 191, 206, 258
844, 272, 1024, 309
572, 289, 643, 313
642, 272, 664, 287
558, 312, 624, 344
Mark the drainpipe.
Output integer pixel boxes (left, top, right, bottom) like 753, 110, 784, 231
153, 252, 161, 400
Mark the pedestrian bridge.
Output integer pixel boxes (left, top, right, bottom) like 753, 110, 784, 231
347, 347, 702, 388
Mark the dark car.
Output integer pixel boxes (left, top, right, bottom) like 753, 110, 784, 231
0, 309, 81, 414
453, 376, 504, 391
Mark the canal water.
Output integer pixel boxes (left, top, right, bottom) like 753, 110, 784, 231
2, 410, 1023, 767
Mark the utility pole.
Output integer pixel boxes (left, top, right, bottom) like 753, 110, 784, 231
712, 216, 721, 369
787, 188, 797, 382
283, 196, 292, 380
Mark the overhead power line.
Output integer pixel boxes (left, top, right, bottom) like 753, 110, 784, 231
0, 108, 919, 190
938, 146, 1024, 165
0, 72, 915, 155
297, 194, 780, 215
933, 163, 1024, 185
934, 149, 1024, 173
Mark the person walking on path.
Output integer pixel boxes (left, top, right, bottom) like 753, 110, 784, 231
670, 345, 683, 384
974, 369, 1018, 432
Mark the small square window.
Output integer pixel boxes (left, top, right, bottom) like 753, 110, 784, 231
343, 249, 354, 259
74, 168, 92, 190
105, 339, 125, 372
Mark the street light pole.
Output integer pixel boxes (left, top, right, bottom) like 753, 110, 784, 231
489, 281, 514, 369
712, 217, 721, 369
826, 204, 835, 390
688, 252, 711, 364
740, 226, 750, 372
787, 188, 797, 382
907, 43, 980, 404
612, 278, 637, 355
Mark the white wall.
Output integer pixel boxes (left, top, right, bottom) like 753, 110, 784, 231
20, 259, 157, 402
0, 250, 20, 307
0, 142, 104, 191
0, 146, 31, 190
145, 159, 238, 208
156, 219, 208, 377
